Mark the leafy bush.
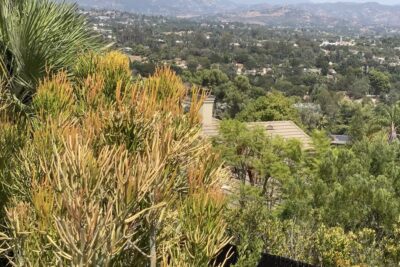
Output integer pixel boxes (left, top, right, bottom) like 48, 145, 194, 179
0, 52, 231, 266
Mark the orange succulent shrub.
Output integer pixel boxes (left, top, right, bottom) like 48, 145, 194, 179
78, 74, 106, 110
101, 66, 229, 265
164, 190, 232, 267
74, 51, 131, 100
32, 71, 75, 117
2, 136, 162, 266
31, 178, 55, 232
1, 53, 231, 266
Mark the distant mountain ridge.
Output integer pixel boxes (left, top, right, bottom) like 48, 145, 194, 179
220, 2, 400, 28
70, 0, 400, 28
71, 0, 239, 15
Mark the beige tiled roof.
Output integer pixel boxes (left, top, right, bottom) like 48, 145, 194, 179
247, 121, 313, 150
202, 120, 313, 150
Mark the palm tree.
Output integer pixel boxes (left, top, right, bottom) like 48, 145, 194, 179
0, 0, 99, 101
373, 102, 400, 142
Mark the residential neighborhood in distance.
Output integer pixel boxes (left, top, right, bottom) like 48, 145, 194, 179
2, 0, 400, 266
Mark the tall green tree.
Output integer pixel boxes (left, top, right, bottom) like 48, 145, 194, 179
369, 70, 391, 95
237, 91, 300, 123
373, 102, 400, 141
349, 77, 370, 98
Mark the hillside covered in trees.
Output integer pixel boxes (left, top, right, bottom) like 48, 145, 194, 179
1, 1, 400, 266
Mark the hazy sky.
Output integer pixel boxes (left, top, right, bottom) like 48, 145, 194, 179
232, 0, 400, 4
312, 0, 400, 3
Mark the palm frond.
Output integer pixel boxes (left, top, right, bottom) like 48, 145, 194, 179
0, 0, 100, 100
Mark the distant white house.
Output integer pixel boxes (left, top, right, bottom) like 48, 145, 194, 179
128, 55, 147, 63
304, 68, 322, 75
260, 67, 272, 76
121, 47, 133, 53
244, 69, 257, 76
174, 58, 188, 69
320, 37, 355, 47
234, 63, 244, 75
328, 69, 337, 75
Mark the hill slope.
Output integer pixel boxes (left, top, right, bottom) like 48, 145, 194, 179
73, 0, 239, 15
71, 0, 400, 28
219, 2, 400, 28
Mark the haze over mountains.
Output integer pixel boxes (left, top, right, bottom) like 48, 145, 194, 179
224, 2, 400, 28
72, 0, 400, 28
74, 0, 239, 14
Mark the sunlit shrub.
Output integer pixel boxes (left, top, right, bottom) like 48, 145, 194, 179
165, 191, 231, 267
32, 71, 75, 117
383, 218, 400, 266
0, 55, 230, 266
74, 51, 131, 100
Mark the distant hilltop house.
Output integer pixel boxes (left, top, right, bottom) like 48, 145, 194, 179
328, 68, 337, 76
327, 68, 337, 80
128, 55, 147, 63
234, 63, 272, 76
121, 47, 133, 53
320, 37, 355, 47
373, 56, 386, 64
294, 103, 322, 113
304, 68, 321, 75
354, 94, 380, 106
389, 62, 400, 67
235, 63, 244, 75
162, 30, 193, 36
261, 67, 273, 76
174, 58, 188, 69
244, 69, 257, 76
197, 96, 314, 150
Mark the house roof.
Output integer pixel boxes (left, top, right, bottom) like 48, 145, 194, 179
330, 134, 351, 145
202, 120, 313, 150
128, 55, 146, 62
247, 121, 313, 150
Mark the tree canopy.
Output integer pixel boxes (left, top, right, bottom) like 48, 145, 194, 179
237, 91, 300, 123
